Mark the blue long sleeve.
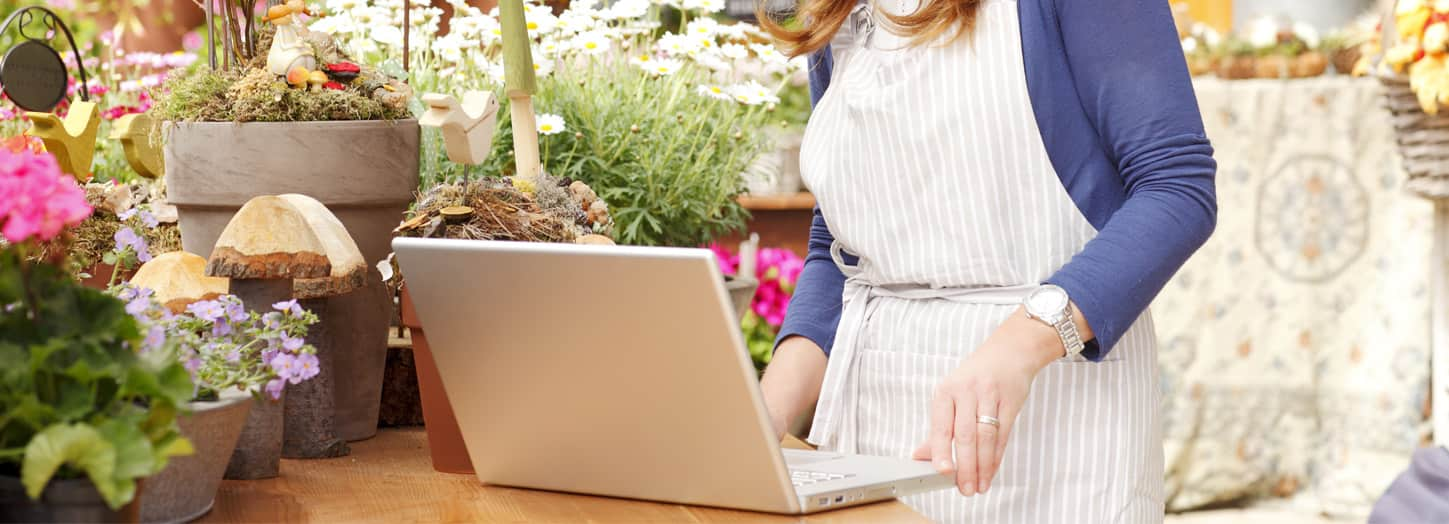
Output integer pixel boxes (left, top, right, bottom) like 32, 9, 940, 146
1036, 0, 1217, 359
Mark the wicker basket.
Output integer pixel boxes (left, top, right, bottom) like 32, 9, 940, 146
1376, 0, 1449, 198
1380, 73, 1449, 198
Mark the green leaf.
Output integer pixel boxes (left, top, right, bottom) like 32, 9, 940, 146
21, 423, 123, 508
95, 418, 155, 480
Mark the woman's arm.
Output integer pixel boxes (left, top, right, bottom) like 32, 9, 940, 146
1041, 0, 1219, 360
761, 47, 845, 438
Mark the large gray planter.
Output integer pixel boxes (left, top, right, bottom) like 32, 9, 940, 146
224, 393, 284, 480
140, 389, 252, 523
166, 120, 420, 442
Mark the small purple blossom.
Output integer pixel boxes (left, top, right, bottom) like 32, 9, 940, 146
118, 208, 136, 221
270, 353, 297, 381
187, 300, 225, 323
281, 335, 304, 352
262, 312, 282, 330
137, 209, 158, 229
224, 300, 248, 323
113, 227, 152, 262
272, 299, 304, 317
264, 378, 285, 400
185, 358, 202, 372
293, 353, 320, 383
141, 323, 166, 353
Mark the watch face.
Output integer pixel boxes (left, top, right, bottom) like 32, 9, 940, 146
1027, 286, 1068, 317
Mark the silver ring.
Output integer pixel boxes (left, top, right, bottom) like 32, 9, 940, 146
977, 415, 1000, 427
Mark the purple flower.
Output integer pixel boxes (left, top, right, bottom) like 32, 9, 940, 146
138, 209, 158, 229
281, 335, 304, 352
225, 300, 248, 323
118, 208, 136, 221
125, 296, 150, 316
261, 348, 279, 365
272, 299, 304, 317
113, 227, 151, 261
262, 312, 282, 330
270, 353, 297, 381
226, 349, 241, 362
293, 353, 320, 383
185, 358, 202, 372
141, 325, 165, 352
211, 318, 233, 337
264, 378, 285, 400
187, 300, 225, 323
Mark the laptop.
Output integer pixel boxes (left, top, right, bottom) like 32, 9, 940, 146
393, 238, 952, 514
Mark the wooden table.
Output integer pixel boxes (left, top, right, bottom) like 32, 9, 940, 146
203, 429, 926, 523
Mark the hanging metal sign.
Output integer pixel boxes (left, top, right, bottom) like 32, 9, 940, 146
0, 7, 90, 113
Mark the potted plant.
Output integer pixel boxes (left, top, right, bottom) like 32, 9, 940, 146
154, 3, 419, 443
115, 276, 321, 521
0, 147, 193, 522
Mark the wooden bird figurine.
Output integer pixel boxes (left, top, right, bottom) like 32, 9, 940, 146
420, 91, 500, 165
26, 100, 101, 179
110, 112, 164, 179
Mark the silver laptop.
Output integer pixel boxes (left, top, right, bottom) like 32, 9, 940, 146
393, 238, 952, 514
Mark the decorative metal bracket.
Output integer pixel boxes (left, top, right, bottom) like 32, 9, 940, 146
0, 6, 90, 111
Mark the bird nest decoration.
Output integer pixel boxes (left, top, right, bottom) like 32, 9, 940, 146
395, 173, 614, 244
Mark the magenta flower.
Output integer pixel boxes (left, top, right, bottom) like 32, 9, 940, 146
0, 149, 91, 243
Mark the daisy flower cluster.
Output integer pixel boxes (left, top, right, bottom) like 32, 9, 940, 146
114, 286, 322, 400
311, 0, 803, 106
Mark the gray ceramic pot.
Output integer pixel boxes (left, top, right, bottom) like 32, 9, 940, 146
140, 389, 252, 523
166, 120, 420, 443
0, 475, 137, 523
724, 276, 758, 323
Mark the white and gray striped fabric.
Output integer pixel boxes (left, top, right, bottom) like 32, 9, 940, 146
797, 0, 1164, 522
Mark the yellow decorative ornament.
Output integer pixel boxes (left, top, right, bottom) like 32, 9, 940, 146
110, 112, 164, 179
1398, 0, 1431, 42
1410, 54, 1449, 115
26, 100, 100, 179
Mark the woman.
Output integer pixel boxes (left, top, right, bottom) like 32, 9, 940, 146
758, 0, 1216, 522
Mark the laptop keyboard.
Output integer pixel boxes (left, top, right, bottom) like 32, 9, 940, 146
790, 469, 855, 487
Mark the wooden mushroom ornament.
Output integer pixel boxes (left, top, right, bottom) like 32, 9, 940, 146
129, 251, 229, 313
278, 193, 367, 459
207, 195, 332, 479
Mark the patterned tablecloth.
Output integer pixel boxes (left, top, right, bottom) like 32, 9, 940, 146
1155, 77, 1434, 518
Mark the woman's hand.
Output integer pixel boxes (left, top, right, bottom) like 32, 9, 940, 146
912, 307, 1068, 496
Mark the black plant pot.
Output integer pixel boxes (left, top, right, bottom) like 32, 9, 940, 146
0, 474, 137, 523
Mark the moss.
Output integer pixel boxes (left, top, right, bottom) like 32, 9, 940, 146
152, 24, 410, 124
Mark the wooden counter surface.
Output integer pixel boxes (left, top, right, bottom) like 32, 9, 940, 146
203, 428, 927, 523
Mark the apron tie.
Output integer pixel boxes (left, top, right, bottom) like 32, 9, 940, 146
807, 241, 1037, 454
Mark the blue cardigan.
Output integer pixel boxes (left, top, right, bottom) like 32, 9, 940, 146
776, 0, 1218, 361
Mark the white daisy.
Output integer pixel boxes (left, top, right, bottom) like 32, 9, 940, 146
696, 84, 732, 101
727, 81, 778, 105
572, 30, 612, 55
749, 43, 788, 66
686, 18, 720, 37
525, 11, 558, 38
719, 42, 748, 60
629, 53, 655, 68
371, 25, 404, 47
645, 57, 683, 76
692, 51, 730, 72
658, 33, 700, 55
536, 113, 566, 135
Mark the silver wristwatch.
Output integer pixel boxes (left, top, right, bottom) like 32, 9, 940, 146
1023, 285, 1084, 358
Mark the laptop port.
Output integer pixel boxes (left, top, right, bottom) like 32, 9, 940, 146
818, 497, 830, 506
834, 496, 844, 503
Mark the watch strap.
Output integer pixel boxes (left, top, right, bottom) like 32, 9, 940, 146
1053, 303, 1085, 357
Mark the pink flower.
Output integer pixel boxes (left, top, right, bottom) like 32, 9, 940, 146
182, 31, 204, 51
0, 149, 91, 243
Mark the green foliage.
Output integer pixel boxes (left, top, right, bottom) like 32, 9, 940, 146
0, 249, 192, 509
475, 62, 766, 247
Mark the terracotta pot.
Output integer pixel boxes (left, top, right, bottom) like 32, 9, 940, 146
165, 120, 420, 443
223, 394, 284, 480
0, 475, 140, 523
139, 390, 251, 523
79, 263, 131, 290
399, 285, 474, 474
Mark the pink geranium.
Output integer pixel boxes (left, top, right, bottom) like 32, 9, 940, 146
0, 148, 92, 243
708, 243, 805, 330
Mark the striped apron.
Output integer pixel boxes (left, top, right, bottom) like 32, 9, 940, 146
798, 1, 1165, 522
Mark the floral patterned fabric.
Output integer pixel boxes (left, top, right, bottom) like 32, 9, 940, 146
1156, 77, 1433, 518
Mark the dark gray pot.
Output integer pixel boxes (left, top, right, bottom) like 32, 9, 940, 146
166, 120, 420, 443
0, 475, 136, 523
140, 389, 252, 523
223, 393, 284, 480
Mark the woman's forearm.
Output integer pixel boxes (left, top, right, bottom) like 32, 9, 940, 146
760, 336, 829, 439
